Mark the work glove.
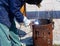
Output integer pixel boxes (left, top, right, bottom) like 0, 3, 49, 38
23, 16, 32, 26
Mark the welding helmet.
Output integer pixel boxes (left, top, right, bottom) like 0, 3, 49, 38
25, 0, 42, 5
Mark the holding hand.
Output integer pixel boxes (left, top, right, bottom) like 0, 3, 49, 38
23, 16, 33, 27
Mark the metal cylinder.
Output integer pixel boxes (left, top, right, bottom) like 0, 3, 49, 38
32, 19, 54, 46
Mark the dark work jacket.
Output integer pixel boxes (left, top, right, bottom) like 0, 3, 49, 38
0, 0, 25, 28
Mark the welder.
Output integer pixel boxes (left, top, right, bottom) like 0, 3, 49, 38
0, 0, 42, 46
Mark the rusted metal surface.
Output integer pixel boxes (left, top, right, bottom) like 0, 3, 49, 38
32, 19, 54, 46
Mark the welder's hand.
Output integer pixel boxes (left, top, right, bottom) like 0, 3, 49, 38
23, 16, 32, 26
29, 21, 34, 29
29, 21, 34, 26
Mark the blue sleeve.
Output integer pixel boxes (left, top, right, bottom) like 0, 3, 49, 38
9, 0, 25, 23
